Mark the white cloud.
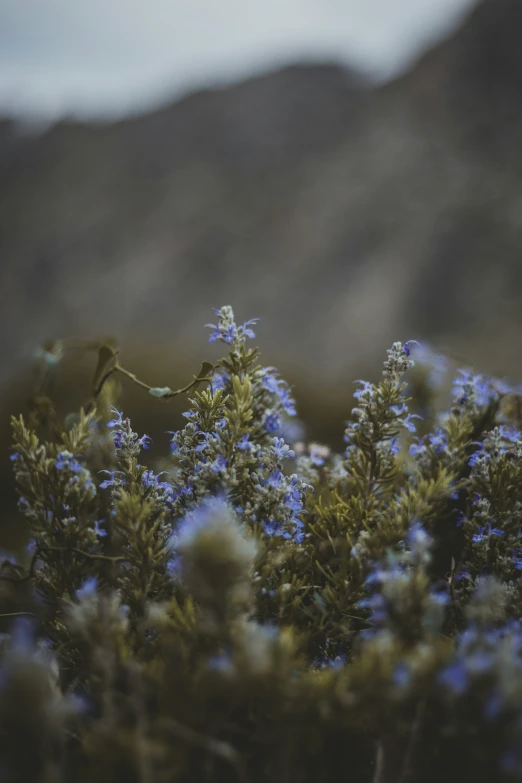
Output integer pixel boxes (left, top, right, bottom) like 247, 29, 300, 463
0, 0, 477, 119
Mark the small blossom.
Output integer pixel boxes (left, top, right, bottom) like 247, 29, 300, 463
237, 434, 251, 451
264, 412, 280, 433
272, 438, 294, 460
438, 660, 469, 695
107, 409, 124, 428
353, 380, 374, 401
99, 470, 117, 490
403, 413, 421, 433
428, 429, 448, 454
390, 437, 400, 455
242, 319, 259, 339
94, 519, 107, 538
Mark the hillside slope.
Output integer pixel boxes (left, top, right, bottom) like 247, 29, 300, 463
1, 0, 521, 405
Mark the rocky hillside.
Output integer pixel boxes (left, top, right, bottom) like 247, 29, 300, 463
1, 0, 521, 420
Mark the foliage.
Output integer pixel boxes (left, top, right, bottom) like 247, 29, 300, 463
2, 306, 522, 782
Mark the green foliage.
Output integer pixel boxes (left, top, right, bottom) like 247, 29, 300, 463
2, 307, 522, 782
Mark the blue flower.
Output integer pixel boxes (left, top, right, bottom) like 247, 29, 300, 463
107, 409, 124, 429
438, 660, 469, 695
211, 455, 228, 473
390, 437, 400, 455
472, 523, 504, 543
99, 470, 117, 490
242, 319, 259, 339
237, 434, 251, 451
263, 521, 290, 540
54, 453, 68, 470
452, 370, 498, 409
207, 651, 234, 673
500, 425, 520, 443
138, 434, 152, 450
94, 519, 107, 538
407, 520, 430, 547
206, 308, 244, 345
284, 493, 303, 516
267, 469, 284, 488
353, 381, 373, 400
409, 440, 425, 457
455, 565, 470, 581
264, 412, 281, 433
309, 444, 329, 466
195, 433, 211, 453
466, 651, 494, 675
263, 373, 280, 394
55, 452, 83, 473
403, 413, 421, 433
272, 438, 294, 460
393, 661, 411, 688
142, 470, 168, 488
263, 520, 278, 536
403, 340, 418, 357
456, 512, 466, 528
278, 388, 297, 416
428, 429, 448, 454
263, 372, 296, 416
314, 654, 346, 670
206, 318, 235, 344
210, 370, 229, 392
166, 555, 182, 577
468, 450, 490, 468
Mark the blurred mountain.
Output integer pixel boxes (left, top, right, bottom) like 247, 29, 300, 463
1, 0, 522, 416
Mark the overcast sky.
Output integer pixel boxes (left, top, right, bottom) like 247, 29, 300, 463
0, 0, 477, 120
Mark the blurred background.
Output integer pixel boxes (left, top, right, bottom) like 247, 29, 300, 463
1, 0, 522, 527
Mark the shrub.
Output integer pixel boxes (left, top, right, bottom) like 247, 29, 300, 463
2, 306, 522, 782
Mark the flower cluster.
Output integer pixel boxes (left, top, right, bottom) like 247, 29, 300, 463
357, 523, 448, 648
451, 369, 500, 415
206, 305, 258, 346
238, 437, 312, 542
100, 409, 175, 623
453, 425, 522, 595
438, 579, 522, 775
168, 306, 309, 541
4, 316, 522, 782
9, 413, 99, 629
345, 342, 417, 458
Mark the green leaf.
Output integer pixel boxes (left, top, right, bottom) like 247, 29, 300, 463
149, 387, 173, 398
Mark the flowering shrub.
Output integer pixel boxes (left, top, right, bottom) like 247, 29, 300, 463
2, 306, 522, 782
